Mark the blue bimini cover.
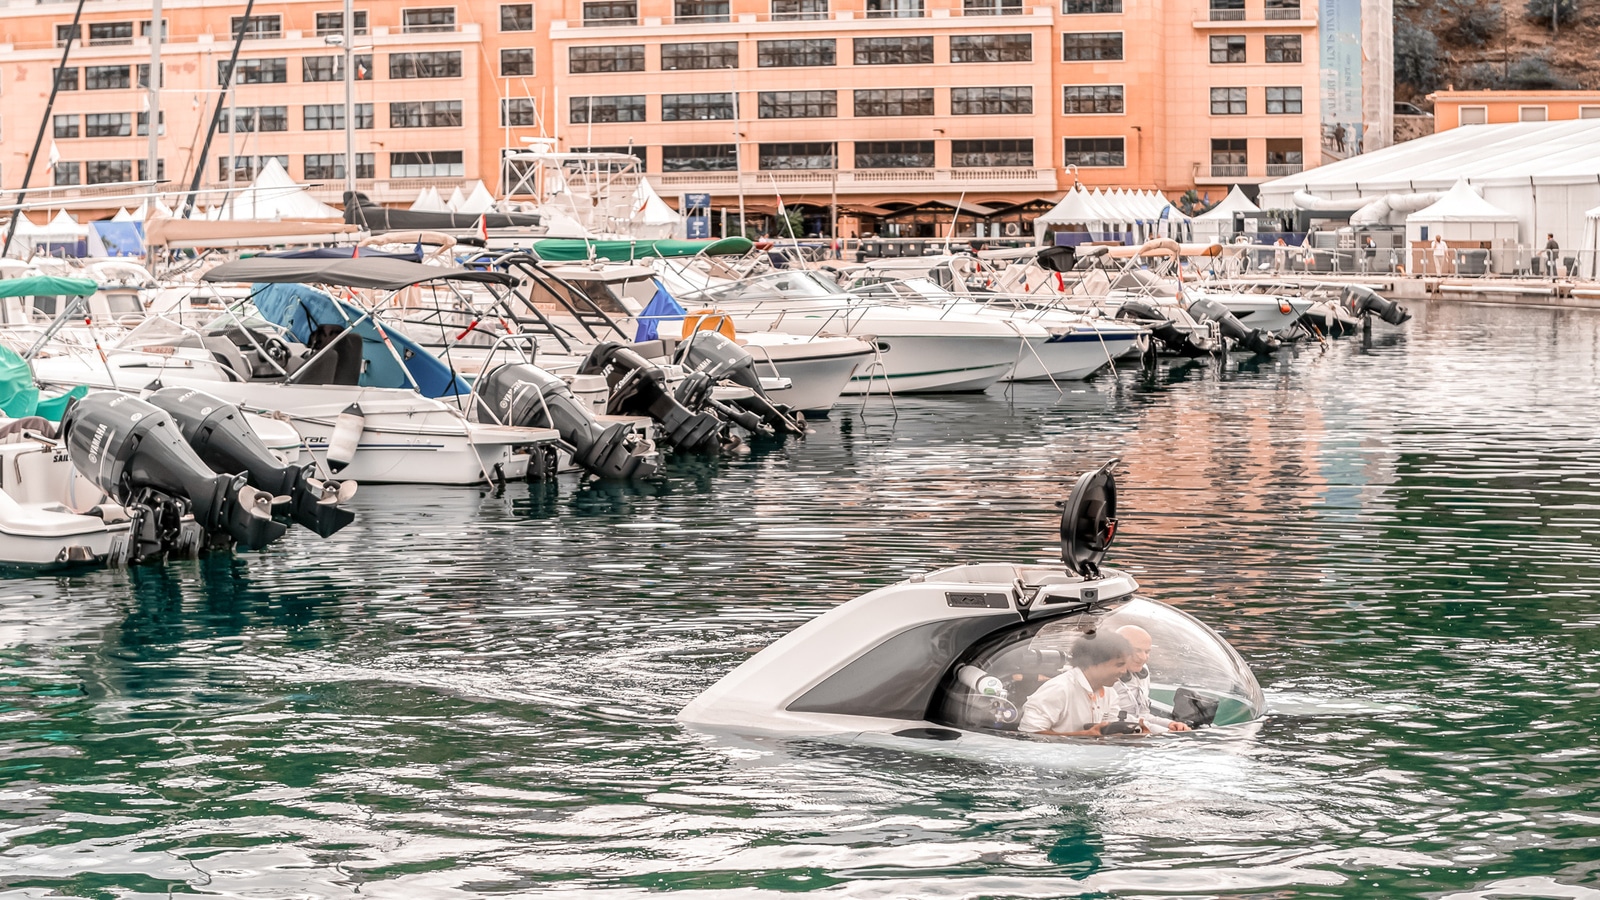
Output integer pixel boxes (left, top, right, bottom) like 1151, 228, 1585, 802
252, 282, 470, 398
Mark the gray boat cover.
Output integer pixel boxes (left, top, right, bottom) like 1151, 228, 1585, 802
343, 192, 541, 231
201, 256, 517, 290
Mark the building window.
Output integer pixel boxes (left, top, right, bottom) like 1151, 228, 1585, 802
854, 36, 934, 65
84, 113, 130, 138
219, 106, 289, 133
758, 39, 835, 67
1265, 86, 1302, 114
771, 0, 829, 18
675, 0, 730, 22
391, 151, 464, 177
1519, 105, 1547, 122
137, 158, 165, 181
759, 90, 837, 118
583, 1, 638, 25
1210, 87, 1246, 115
136, 64, 165, 88
663, 144, 738, 171
140, 19, 168, 39
865, 0, 923, 17
87, 159, 132, 185
53, 162, 81, 187
1063, 0, 1120, 11
1209, 0, 1244, 20
390, 99, 463, 128
53, 115, 78, 139
136, 111, 165, 136
1264, 0, 1300, 18
305, 153, 374, 180
569, 45, 645, 73
55, 23, 80, 47
304, 103, 374, 130
853, 88, 934, 117
951, 86, 1032, 115
85, 66, 131, 90
1266, 138, 1302, 174
500, 4, 534, 30
1458, 106, 1487, 126
54, 67, 79, 91
315, 11, 369, 36
1210, 35, 1246, 63
759, 142, 836, 169
230, 15, 282, 38
501, 98, 539, 126
855, 140, 934, 168
88, 22, 134, 46
569, 95, 646, 123
662, 41, 738, 69
1580, 105, 1600, 119
1264, 35, 1302, 63
963, 0, 1022, 13
303, 55, 372, 82
1061, 32, 1122, 60
389, 51, 461, 78
1211, 138, 1247, 176
662, 92, 737, 120
574, 145, 646, 164
951, 138, 1032, 167
217, 156, 288, 181
221, 58, 288, 85
402, 8, 455, 32
1063, 84, 1124, 114
1062, 137, 1124, 167
501, 48, 535, 76
951, 33, 1032, 62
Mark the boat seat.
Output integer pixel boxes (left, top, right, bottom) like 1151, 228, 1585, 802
0, 419, 56, 442
298, 325, 363, 386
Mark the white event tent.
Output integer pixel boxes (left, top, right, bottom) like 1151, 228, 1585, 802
631, 176, 681, 240
410, 186, 447, 212
1260, 119, 1600, 256
216, 159, 343, 220
456, 181, 498, 215
1192, 186, 1261, 241
1034, 186, 1189, 245
1404, 178, 1519, 243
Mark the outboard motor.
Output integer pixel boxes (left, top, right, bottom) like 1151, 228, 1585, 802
1185, 297, 1281, 355
675, 331, 806, 436
1342, 285, 1411, 325
61, 393, 287, 556
477, 363, 657, 480
577, 343, 723, 453
146, 387, 357, 538
1115, 300, 1216, 357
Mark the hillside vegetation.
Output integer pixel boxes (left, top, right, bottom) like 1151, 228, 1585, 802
1395, 0, 1596, 105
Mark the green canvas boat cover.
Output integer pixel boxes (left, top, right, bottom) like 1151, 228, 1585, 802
0, 343, 39, 419
529, 237, 753, 262
0, 276, 98, 299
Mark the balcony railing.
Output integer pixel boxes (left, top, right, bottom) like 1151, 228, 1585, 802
1210, 164, 1248, 177
653, 167, 1056, 192
1208, 6, 1246, 19
1266, 163, 1303, 176
1263, 5, 1302, 18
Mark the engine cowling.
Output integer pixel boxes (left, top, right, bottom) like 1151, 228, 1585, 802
477, 363, 657, 480
1186, 297, 1281, 355
578, 342, 723, 452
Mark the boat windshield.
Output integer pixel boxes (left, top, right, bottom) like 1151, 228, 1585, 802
930, 595, 1263, 736
691, 271, 842, 304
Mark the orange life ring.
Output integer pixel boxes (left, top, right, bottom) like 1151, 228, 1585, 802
681, 309, 737, 340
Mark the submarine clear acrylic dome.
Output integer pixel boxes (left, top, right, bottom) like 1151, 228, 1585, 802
931, 595, 1265, 737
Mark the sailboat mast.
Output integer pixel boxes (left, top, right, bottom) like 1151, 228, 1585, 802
147, 0, 162, 192
182, 0, 257, 218
342, 0, 355, 194
1, 0, 87, 258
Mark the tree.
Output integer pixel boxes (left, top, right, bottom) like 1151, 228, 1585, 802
1394, 22, 1442, 93
1441, 0, 1503, 45
1524, 0, 1579, 28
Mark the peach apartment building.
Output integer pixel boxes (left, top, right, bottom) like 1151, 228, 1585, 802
0, 0, 1320, 233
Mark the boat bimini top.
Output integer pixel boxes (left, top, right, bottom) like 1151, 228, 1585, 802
679, 460, 1265, 744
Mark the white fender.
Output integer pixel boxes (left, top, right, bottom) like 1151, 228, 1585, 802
326, 403, 364, 473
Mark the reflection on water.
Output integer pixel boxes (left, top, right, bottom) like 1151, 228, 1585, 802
2, 301, 1599, 898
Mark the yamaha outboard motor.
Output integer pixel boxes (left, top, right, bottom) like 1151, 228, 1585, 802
577, 342, 723, 452
1115, 300, 1215, 357
478, 363, 657, 480
675, 331, 806, 436
61, 393, 287, 555
1185, 297, 1281, 355
1342, 285, 1411, 325
146, 387, 357, 538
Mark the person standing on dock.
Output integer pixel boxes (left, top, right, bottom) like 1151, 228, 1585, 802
1545, 234, 1561, 278
1273, 238, 1288, 274
1431, 234, 1449, 275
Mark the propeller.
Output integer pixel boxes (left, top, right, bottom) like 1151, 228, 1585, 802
240, 485, 277, 519
306, 477, 359, 505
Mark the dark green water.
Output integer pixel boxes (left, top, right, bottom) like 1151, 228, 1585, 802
2, 301, 1599, 899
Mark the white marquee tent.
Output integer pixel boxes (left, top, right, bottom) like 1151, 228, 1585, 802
1034, 185, 1189, 245
631, 176, 681, 240
410, 186, 447, 212
456, 181, 497, 215
1192, 186, 1261, 241
1260, 119, 1600, 256
1404, 178, 1519, 243
217, 158, 343, 220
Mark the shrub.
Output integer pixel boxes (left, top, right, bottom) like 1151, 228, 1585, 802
1524, 0, 1579, 27
1442, 0, 1503, 45
1394, 22, 1442, 93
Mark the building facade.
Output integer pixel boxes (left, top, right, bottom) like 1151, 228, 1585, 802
1428, 90, 1600, 132
0, 0, 1321, 232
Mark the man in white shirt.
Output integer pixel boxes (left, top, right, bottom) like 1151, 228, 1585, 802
1019, 631, 1133, 737
1112, 625, 1191, 733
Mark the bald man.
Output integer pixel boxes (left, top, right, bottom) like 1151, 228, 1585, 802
1112, 625, 1191, 733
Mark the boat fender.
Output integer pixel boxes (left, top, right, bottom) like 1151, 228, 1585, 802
326, 403, 364, 473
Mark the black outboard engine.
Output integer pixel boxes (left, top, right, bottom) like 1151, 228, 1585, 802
61, 393, 287, 557
1115, 300, 1216, 357
477, 363, 657, 480
577, 343, 723, 452
146, 387, 357, 538
1342, 285, 1411, 325
1185, 297, 1281, 355
675, 331, 806, 436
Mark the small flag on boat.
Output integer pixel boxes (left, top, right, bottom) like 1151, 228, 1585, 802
475, 214, 488, 241
47, 141, 60, 171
